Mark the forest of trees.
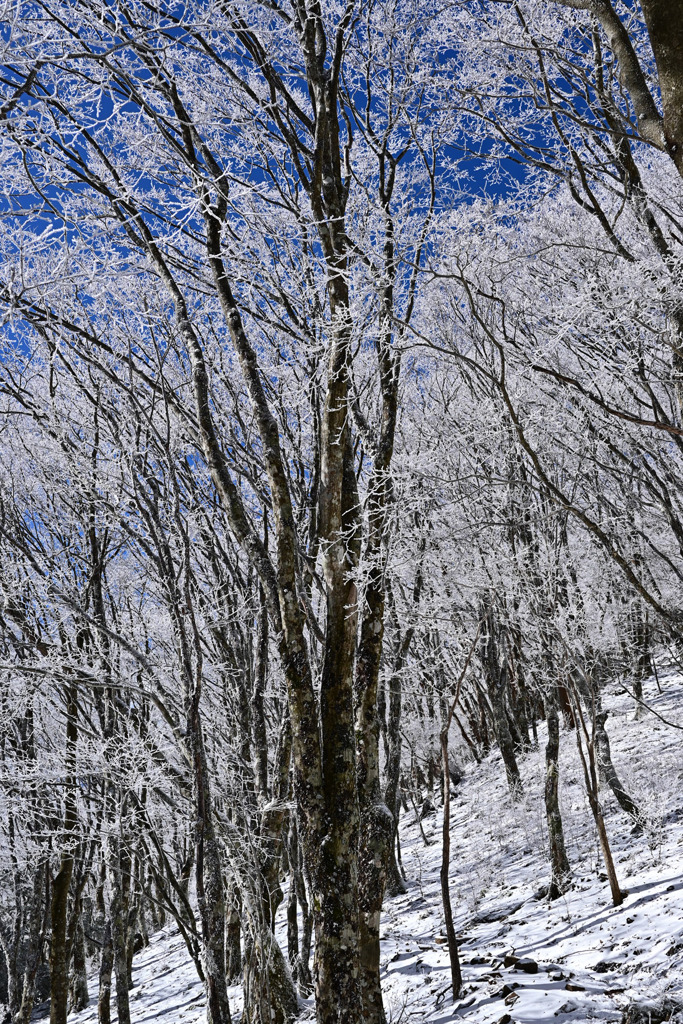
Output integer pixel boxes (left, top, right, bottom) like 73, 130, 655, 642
0, 1, 682, 1023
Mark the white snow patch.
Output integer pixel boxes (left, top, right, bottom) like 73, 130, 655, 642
65, 673, 683, 1024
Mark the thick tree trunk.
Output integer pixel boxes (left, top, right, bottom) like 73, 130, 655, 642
190, 720, 232, 1024
97, 919, 113, 1024
286, 817, 299, 974
193, 38, 367, 1022
2, 903, 21, 1023
15, 859, 46, 1024
356, 572, 393, 1024
315, 613, 361, 1024
314, 380, 362, 1024
2, 887, 22, 1024
640, 0, 683, 179
68, 917, 89, 1012
226, 888, 242, 984
252, 584, 269, 802
357, 806, 392, 1024
544, 696, 571, 899
244, 932, 299, 1024
125, 895, 136, 990
49, 854, 74, 1024
286, 879, 298, 972
285, 819, 312, 996
110, 847, 132, 1024
481, 608, 523, 799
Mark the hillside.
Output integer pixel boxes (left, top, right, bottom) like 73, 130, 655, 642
62, 672, 683, 1024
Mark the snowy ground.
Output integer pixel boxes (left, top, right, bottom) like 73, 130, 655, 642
67, 672, 683, 1024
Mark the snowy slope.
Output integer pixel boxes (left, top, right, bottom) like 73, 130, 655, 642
380, 671, 683, 1023
68, 672, 683, 1024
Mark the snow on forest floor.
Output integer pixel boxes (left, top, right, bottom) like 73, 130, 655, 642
66, 671, 683, 1024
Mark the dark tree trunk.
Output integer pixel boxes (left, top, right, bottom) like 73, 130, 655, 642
110, 845, 132, 1024
312, 406, 362, 1024
571, 693, 624, 908
97, 919, 113, 1024
475, 690, 492, 754
595, 712, 641, 825
244, 932, 299, 1024
290, 826, 312, 997
226, 887, 242, 984
356, 566, 392, 1022
68, 918, 89, 1012
286, 880, 298, 972
191, 724, 232, 1024
50, 683, 78, 1024
384, 663, 407, 898
15, 859, 46, 1024
2, 883, 22, 1024
481, 606, 523, 799
286, 818, 299, 973
49, 855, 74, 1024
440, 726, 462, 1002
187, 30, 369, 1020
252, 583, 269, 801
640, 0, 683, 179
544, 695, 571, 899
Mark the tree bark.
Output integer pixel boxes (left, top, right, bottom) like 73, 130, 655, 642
640, 0, 683, 178
226, 887, 242, 985
15, 859, 46, 1024
97, 919, 113, 1024
50, 855, 74, 1024
481, 606, 523, 799
544, 695, 571, 899
384, 661, 407, 898
252, 583, 269, 802
68, 917, 89, 1012
244, 932, 299, 1024
109, 843, 132, 1024
595, 712, 641, 824
50, 682, 78, 1024
190, 720, 232, 1024
437, 634, 478, 1001
571, 693, 624, 907
286, 818, 312, 996
440, 727, 462, 1002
